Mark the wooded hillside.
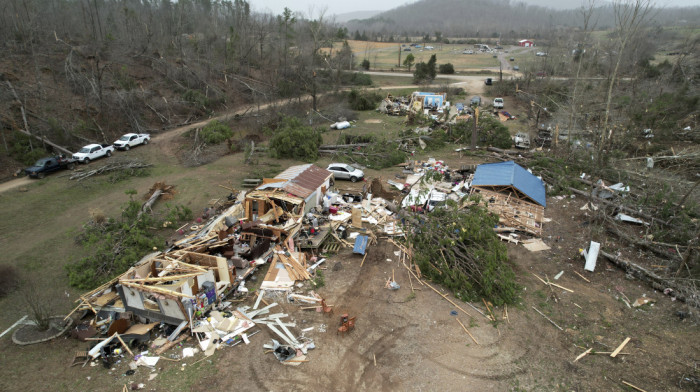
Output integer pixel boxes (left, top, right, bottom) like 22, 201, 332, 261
0, 0, 353, 172
345, 0, 700, 39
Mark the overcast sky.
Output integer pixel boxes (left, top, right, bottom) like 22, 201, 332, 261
250, 0, 700, 16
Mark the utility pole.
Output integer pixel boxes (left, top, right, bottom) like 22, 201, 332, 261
471, 107, 479, 149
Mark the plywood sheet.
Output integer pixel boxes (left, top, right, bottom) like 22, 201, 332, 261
522, 238, 551, 252
123, 322, 158, 335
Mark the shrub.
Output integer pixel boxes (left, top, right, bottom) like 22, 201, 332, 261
348, 89, 382, 111
268, 117, 323, 161
200, 120, 233, 144
360, 59, 370, 70
0, 265, 19, 297
439, 63, 455, 74
340, 71, 373, 86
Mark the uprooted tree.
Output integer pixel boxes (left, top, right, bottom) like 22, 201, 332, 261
66, 188, 192, 290
405, 200, 520, 306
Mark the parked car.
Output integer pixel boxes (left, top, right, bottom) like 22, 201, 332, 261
24, 155, 76, 179
493, 97, 504, 109
425, 45, 434, 50
327, 163, 364, 183
462, 49, 474, 54
513, 65, 520, 71
536, 71, 547, 77
113, 133, 150, 150
485, 78, 493, 85
536, 52, 548, 56
403, 48, 411, 51
470, 96, 482, 107
73, 143, 114, 164
509, 57, 515, 61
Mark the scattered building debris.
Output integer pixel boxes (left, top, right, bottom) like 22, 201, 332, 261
581, 241, 600, 272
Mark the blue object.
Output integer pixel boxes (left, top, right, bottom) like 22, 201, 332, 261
450, 310, 458, 316
472, 161, 546, 207
353, 235, 369, 255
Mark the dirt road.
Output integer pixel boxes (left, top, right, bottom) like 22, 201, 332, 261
0, 71, 491, 195
0, 177, 32, 193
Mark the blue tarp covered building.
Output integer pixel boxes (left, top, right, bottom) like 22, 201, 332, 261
471, 161, 546, 207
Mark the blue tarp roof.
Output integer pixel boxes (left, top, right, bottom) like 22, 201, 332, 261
472, 161, 546, 207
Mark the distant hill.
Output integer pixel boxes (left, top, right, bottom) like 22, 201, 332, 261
343, 0, 700, 38
334, 10, 382, 23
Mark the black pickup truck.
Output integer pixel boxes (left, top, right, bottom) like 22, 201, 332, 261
24, 155, 76, 178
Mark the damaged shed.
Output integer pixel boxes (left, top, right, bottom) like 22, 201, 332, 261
470, 161, 546, 236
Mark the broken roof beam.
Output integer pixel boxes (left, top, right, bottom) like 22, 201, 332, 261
120, 281, 195, 299
120, 272, 203, 283
265, 323, 298, 348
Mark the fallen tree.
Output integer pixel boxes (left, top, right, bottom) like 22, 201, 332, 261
66, 189, 191, 290
600, 250, 699, 308
404, 202, 519, 306
69, 159, 152, 181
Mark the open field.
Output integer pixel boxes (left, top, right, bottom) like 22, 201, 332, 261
327, 40, 505, 71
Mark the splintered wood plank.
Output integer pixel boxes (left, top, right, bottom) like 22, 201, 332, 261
610, 337, 631, 358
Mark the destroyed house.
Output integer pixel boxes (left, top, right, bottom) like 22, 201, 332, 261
72, 249, 242, 327
470, 161, 546, 236
243, 190, 305, 239
117, 251, 234, 325
409, 92, 447, 112
256, 164, 333, 214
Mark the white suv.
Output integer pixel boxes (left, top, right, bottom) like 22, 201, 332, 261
326, 163, 364, 183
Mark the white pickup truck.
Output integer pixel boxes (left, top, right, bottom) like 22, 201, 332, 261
73, 144, 115, 164
113, 133, 150, 150
493, 97, 504, 109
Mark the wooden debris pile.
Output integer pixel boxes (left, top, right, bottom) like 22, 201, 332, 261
467, 188, 544, 237
69, 159, 152, 181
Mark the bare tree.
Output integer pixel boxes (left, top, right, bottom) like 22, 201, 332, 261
600, 0, 655, 156
567, 0, 598, 138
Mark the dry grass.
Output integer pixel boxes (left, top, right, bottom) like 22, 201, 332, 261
325, 40, 504, 71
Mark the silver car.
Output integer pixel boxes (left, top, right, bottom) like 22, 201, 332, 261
326, 163, 364, 183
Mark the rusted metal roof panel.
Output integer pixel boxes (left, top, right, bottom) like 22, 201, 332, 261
275, 164, 312, 180
282, 183, 313, 199
275, 164, 331, 199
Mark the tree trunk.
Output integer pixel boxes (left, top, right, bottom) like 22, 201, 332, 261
7, 80, 33, 150
137, 189, 163, 219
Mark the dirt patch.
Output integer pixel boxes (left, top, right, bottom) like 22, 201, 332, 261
0, 177, 32, 194
364, 119, 383, 124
